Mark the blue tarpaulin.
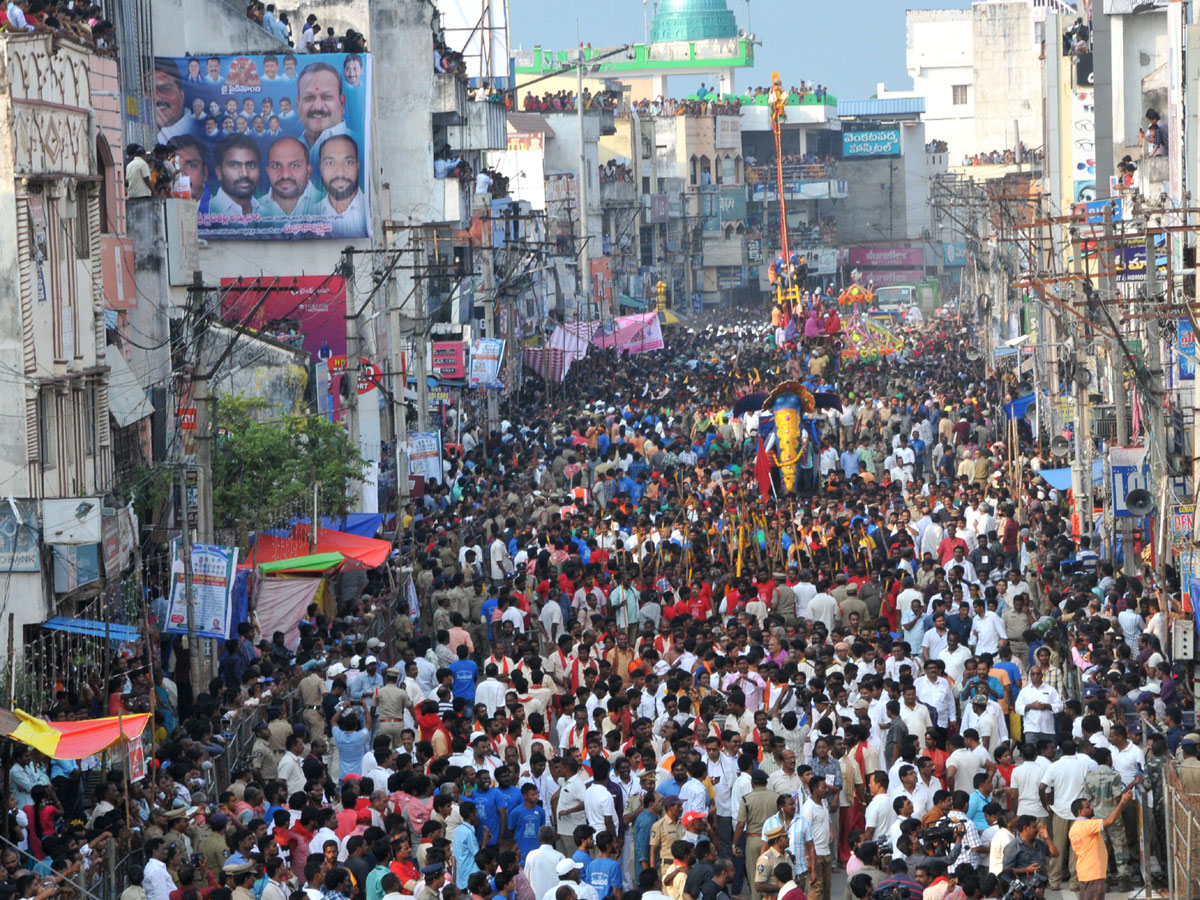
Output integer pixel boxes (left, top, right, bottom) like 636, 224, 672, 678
1037, 461, 1104, 492
1005, 395, 1036, 421
42, 617, 140, 644
281, 514, 385, 538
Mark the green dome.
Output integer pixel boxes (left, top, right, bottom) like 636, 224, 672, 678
650, 0, 739, 42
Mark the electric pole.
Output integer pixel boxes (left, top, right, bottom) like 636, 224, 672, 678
480, 200, 500, 435
343, 250, 362, 510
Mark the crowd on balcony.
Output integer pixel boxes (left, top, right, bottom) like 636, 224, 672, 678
960, 145, 1045, 166
1, 0, 116, 50
741, 80, 829, 102
521, 88, 620, 113
243, 4, 368, 54
1063, 16, 1091, 59
744, 153, 838, 180
599, 160, 632, 184
627, 95, 742, 117
926, 140, 949, 154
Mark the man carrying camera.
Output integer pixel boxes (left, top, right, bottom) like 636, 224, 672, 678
1000, 816, 1059, 887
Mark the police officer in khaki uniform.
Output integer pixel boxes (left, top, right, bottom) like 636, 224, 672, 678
650, 796, 687, 875
298, 668, 327, 740
377, 665, 413, 745
1179, 734, 1200, 793
755, 826, 789, 900
735, 770, 779, 900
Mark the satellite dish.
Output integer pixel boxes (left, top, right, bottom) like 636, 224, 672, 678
965, 348, 982, 361
1051, 436, 1070, 458
1125, 489, 1154, 517
1017, 380, 1034, 397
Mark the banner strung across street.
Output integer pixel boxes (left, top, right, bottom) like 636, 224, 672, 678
155, 52, 372, 240
165, 542, 240, 639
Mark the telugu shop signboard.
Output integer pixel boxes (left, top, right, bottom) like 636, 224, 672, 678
842, 129, 901, 158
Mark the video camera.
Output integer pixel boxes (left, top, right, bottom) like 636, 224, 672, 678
1001, 873, 1049, 900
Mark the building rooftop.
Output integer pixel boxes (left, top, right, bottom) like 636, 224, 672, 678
837, 97, 926, 118
650, 0, 739, 43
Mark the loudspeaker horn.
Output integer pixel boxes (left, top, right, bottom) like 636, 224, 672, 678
965, 347, 982, 361
1017, 380, 1034, 397
1050, 436, 1070, 457
1125, 489, 1154, 516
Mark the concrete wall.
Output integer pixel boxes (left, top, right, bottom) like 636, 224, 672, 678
152, 0, 288, 55
543, 112, 602, 249
203, 326, 309, 417
834, 156, 908, 245
972, 2, 1041, 154
1111, 11, 1168, 148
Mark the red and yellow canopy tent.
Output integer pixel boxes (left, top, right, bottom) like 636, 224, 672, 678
2, 708, 149, 759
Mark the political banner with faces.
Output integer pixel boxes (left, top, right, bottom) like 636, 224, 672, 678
154, 52, 372, 240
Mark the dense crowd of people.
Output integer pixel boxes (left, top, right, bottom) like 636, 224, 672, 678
959, 147, 1044, 167
0, 303, 1193, 900
2, 0, 115, 49
741, 83, 830, 103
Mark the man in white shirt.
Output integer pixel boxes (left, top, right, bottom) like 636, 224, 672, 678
1010, 746, 1052, 820
525, 831, 565, 900
968, 598, 1007, 656
801, 779, 833, 900
278, 734, 307, 795
863, 772, 896, 847
1108, 724, 1145, 787
143, 840, 176, 900
1040, 740, 1092, 889
946, 729, 994, 793
915, 660, 956, 731
791, 572, 817, 620
475, 665, 508, 716
1014, 667, 1061, 747
583, 758, 619, 835
554, 760, 589, 857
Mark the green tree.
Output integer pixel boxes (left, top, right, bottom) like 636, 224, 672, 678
212, 395, 364, 542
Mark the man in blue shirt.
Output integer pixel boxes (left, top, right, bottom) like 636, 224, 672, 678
584, 831, 623, 899
480, 590, 499, 641
473, 770, 505, 847
495, 766, 524, 819
449, 646, 479, 703
509, 783, 547, 863
840, 447, 860, 478
453, 801, 482, 888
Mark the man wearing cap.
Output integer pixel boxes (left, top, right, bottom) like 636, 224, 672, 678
544, 858, 600, 900
734, 771, 777, 900
650, 796, 686, 876
418, 863, 447, 900
1179, 734, 1200, 792
377, 665, 413, 746
299, 665, 327, 740
352, 655, 385, 711
200, 812, 232, 872
754, 825, 789, 900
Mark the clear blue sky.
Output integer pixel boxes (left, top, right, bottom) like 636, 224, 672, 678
508, 0, 974, 99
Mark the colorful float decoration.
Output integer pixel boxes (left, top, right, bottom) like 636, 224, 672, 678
837, 284, 875, 306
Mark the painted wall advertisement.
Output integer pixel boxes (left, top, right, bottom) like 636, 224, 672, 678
1180, 317, 1195, 381
407, 431, 443, 483
221, 275, 347, 361
842, 128, 901, 158
165, 542, 240, 639
469, 338, 506, 388
155, 53, 373, 240
848, 247, 924, 269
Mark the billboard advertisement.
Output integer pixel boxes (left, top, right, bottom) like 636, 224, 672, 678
220, 275, 347, 361
165, 542, 240, 639
842, 129, 901, 158
848, 247, 924, 269
1180, 317, 1195, 381
155, 52, 372, 240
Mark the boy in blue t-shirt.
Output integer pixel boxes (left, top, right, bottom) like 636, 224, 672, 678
448, 646, 479, 702
584, 831, 623, 900
508, 783, 546, 863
